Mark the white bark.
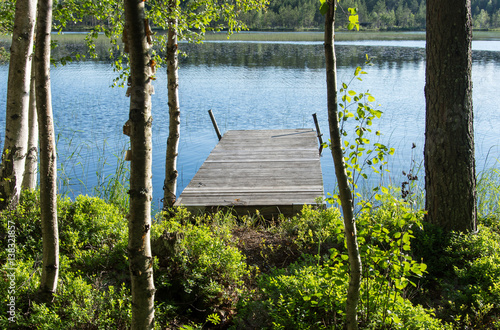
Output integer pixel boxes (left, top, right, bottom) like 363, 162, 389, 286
22, 58, 38, 190
35, 0, 59, 302
124, 0, 155, 327
0, 0, 36, 209
163, 4, 180, 209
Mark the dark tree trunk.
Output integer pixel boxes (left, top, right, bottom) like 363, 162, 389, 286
123, 0, 155, 327
425, 0, 477, 233
324, 1, 361, 329
35, 0, 59, 302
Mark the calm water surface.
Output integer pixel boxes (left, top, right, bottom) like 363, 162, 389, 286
1, 40, 499, 208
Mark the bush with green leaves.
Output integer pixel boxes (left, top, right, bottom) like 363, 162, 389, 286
0, 190, 131, 328
282, 204, 344, 252
236, 255, 349, 329
234, 203, 448, 329
152, 209, 250, 320
58, 194, 128, 276
0, 257, 132, 328
0, 191, 128, 276
414, 221, 500, 328
0, 190, 43, 261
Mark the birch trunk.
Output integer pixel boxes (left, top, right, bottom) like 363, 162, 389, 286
324, 2, 361, 329
35, 0, 59, 302
0, 0, 36, 209
124, 0, 155, 327
163, 0, 181, 209
22, 58, 38, 190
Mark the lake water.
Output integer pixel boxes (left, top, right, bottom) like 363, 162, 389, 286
1, 39, 499, 208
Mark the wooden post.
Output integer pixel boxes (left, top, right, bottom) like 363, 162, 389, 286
208, 109, 222, 141
312, 113, 324, 155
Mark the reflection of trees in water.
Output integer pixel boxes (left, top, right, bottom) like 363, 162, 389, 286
177, 42, 427, 68
177, 43, 500, 68
5, 38, 500, 68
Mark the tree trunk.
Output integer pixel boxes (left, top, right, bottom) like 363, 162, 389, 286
0, 0, 36, 209
324, 2, 361, 329
123, 0, 155, 327
425, 0, 477, 233
163, 0, 181, 209
22, 58, 38, 190
35, 0, 59, 302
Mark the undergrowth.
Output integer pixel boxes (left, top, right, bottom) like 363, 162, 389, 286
0, 185, 499, 328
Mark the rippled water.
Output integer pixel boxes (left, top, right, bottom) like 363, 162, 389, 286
1, 40, 499, 207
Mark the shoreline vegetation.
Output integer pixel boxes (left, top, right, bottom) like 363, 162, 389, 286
2, 30, 500, 45
0, 179, 499, 328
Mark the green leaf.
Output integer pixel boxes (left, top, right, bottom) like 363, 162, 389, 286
320, 2, 329, 15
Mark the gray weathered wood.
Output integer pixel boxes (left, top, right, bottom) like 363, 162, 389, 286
175, 129, 324, 217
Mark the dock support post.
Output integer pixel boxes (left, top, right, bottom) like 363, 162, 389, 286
208, 109, 222, 141
312, 113, 324, 155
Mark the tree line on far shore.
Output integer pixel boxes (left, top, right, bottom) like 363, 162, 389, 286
238, 0, 500, 31
49, 0, 500, 32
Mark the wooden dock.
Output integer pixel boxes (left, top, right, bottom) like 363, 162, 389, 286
175, 129, 324, 217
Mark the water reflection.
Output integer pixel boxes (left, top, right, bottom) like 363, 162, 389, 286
178, 42, 427, 69
0, 40, 499, 207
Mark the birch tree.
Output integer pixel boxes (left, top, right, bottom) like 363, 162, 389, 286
22, 60, 39, 190
322, 1, 361, 328
123, 0, 155, 326
0, 0, 36, 210
163, 0, 181, 208
35, 0, 60, 302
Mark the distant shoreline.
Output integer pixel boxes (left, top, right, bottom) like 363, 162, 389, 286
2, 30, 500, 44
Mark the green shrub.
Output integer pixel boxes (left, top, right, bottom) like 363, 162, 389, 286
153, 210, 250, 321
441, 226, 500, 327
0, 190, 43, 260
58, 195, 128, 277
0, 191, 131, 328
235, 203, 447, 329
283, 205, 344, 252
237, 256, 348, 329
413, 217, 500, 328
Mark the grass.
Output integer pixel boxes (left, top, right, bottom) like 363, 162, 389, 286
477, 161, 500, 219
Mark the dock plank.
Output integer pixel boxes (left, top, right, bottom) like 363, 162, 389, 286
175, 129, 324, 217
